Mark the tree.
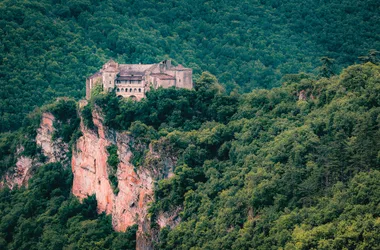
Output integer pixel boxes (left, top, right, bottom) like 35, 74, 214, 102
318, 57, 335, 78
358, 49, 380, 64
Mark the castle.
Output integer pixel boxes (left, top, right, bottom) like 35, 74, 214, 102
86, 59, 193, 100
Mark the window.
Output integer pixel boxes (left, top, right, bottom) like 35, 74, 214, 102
138, 88, 141, 92
117, 88, 120, 92
134, 88, 137, 92
121, 88, 124, 92
130, 88, 132, 92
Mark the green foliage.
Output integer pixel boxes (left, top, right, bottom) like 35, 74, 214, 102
0, 163, 136, 249
91, 83, 104, 98
195, 72, 219, 91
0, 108, 43, 176
0, 0, 379, 246
359, 49, 380, 64
1, 63, 380, 249
81, 103, 95, 130
129, 121, 158, 143
43, 99, 80, 143
145, 63, 380, 249
92, 74, 238, 133
1, 0, 379, 133
0, 133, 19, 176
106, 145, 119, 194
318, 57, 336, 78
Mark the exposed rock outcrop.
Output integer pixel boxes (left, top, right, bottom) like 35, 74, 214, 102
298, 90, 307, 101
157, 207, 182, 229
1, 112, 67, 189
0, 153, 36, 189
36, 113, 69, 166
72, 109, 177, 249
1, 108, 179, 249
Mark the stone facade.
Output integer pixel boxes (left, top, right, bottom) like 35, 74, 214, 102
86, 59, 193, 100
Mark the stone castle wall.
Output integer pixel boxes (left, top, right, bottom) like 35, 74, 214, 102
86, 60, 193, 100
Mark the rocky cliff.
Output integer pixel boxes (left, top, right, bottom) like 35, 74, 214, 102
36, 112, 69, 166
72, 108, 178, 249
1, 151, 35, 189
0, 112, 69, 189
1, 108, 178, 249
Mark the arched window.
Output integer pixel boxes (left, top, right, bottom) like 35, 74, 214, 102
130, 88, 132, 92
138, 88, 141, 92
134, 88, 137, 92
117, 88, 120, 92
121, 88, 124, 92
125, 88, 128, 92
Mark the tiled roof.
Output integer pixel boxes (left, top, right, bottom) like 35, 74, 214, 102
119, 64, 155, 75
88, 71, 102, 79
173, 64, 191, 70
151, 73, 176, 80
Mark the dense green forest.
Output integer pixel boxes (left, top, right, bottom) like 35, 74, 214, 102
0, 163, 137, 249
0, 62, 379, 248
0, 0, 380, 248
82, 62, 379, 249
1, 0, 379, 132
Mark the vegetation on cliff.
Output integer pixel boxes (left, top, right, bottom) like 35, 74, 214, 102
84, 62, 380, 249
0, 163, 137, 250
1, 0, 379, 132
0, 99, 80, 177
42, 99, 80, 143
0, 0, 379, 247
106, 145, 120, 195
0, 62, 379, 248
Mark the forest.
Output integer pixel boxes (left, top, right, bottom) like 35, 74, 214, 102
0, 0, 379, 249
0, 0, 379, 132
1, 62, 379, 249
87, 62, 380, 249
0, 163, 137, 249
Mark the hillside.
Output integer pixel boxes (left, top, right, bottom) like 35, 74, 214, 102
1, 0, 379, 132
0, 62, 379, 249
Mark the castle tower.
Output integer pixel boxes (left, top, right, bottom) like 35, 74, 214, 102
102, 59, 119, 92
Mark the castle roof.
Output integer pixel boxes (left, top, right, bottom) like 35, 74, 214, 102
151, 73, 176, 80
119, 64, 155, 75
88, 71, 102, 79
173, 64, 191, 71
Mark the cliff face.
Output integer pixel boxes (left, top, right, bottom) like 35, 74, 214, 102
1, 152, 35, 189
36, 113, 69, 166
72, 109, 177, 249
1, 112, 68, 189
1, 109, 178, 248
